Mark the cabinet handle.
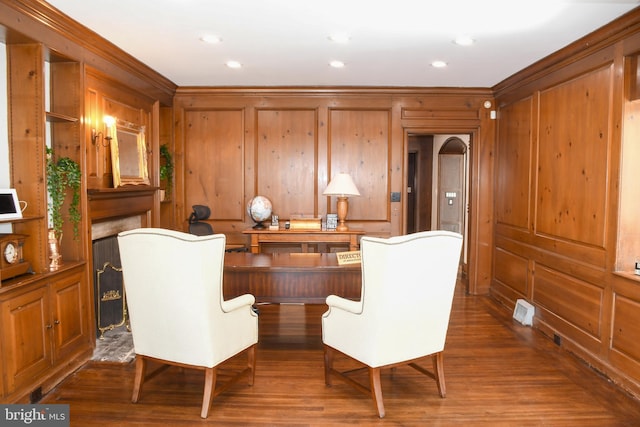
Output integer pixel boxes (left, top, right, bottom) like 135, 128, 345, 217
54, 320, 60, 325
46, 324, 53, 329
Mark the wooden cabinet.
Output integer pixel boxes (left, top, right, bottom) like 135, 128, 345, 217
50, 268, 89, 363
0, 284, 51, 396
0, 265, 90, 402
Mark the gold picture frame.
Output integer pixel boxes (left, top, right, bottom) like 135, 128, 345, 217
110, 119, 150, 187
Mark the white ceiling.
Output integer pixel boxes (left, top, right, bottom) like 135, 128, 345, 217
46, 0, 640, 88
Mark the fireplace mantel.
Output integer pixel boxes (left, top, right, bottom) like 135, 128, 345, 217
88, 186, 158, 223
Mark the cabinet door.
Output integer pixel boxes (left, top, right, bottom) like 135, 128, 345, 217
1, 286, 52, 394
51, 271, 89, 362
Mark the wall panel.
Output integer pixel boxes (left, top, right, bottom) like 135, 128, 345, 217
612, 294, 640, 363
255, 109, 317, 218
533, 264, 603, 340
494, 247, 529, 296
184, 109, 244, 221
328, 109, 390, 221
495, 97, 533, 230
536, 66, 612, 247
85, 68, 156, 191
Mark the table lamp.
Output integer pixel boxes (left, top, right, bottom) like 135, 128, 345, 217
323, 173, 360, 231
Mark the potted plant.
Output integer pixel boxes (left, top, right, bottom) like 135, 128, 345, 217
159, 144, 173, 199
46, 147, 81, 241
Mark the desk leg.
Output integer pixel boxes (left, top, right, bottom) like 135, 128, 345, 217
250, 235, 260, 254
349, 235, 359, 251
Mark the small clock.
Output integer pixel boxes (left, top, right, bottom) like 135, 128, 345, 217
0, 233, 31, 282
4, 241, 19, 264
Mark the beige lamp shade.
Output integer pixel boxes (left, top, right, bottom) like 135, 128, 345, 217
323, 173, 360, 197
324, 173, 360, 232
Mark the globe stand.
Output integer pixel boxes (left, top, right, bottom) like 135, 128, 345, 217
252, 221, 266, 230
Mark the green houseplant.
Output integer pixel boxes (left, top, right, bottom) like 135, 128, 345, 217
46, 147, 81, 240
159, 143, 173, 197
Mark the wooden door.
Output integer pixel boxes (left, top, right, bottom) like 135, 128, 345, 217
51, 270, 88, 363
438, 153, 466, 234
1, 285, 52, 394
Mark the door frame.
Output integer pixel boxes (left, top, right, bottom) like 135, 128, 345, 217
403, 127, 483, 294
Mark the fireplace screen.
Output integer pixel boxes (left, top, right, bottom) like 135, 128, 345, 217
93, 236, 128, 337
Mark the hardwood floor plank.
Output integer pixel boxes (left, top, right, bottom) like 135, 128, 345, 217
41, 287, 640, 425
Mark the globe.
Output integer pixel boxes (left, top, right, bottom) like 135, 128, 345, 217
246, 195, 273, 229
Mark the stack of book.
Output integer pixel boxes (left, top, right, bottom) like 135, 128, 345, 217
326, 214, 338, 230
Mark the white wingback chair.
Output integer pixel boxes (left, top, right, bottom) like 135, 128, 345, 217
117, 228, 258, 418
322, 230, 463, 418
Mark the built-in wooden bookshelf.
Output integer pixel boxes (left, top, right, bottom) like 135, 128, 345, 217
1, 42, 92, 403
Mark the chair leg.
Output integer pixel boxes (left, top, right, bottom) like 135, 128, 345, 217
132, 356, 147, 403
433, 352, 446, 398
247, 345, 256, 386
201, 367, 217, 419
369, 367, 385, 418
323, 345, 334, 386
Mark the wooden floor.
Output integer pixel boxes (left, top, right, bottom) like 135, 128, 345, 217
42, 285, 640, 426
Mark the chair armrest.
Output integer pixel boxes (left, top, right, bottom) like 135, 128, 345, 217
326, 294, 362, 314
221, 293, 256, 312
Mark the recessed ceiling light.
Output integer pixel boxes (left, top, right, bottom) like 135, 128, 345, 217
328, 33, 350, 43
329, 60, 345, 68
201, 35, 222, 44
226, 60, 242, 69
431, 60, 447, 68
454, 36, 475, 46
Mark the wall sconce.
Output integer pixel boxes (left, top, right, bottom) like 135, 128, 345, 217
91, 115, 115, 147
323, 173, 360, 232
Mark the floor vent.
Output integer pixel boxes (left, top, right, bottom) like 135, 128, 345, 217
513, 299, 535, 326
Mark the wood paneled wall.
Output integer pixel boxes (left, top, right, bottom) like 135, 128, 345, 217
85, 67, 157, 191
173, 89, 495, 294
492, 8, 640, 398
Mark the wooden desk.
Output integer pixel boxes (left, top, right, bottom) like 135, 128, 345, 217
223, 252, 361, 304
242, 228, 364, 253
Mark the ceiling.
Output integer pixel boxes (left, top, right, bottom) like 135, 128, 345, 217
45, 0, 640, 88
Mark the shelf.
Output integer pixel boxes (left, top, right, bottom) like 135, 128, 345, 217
0, 261, 85, 294
0, 215, 45, 225
46, 111, 78, 123
615, 271, 640, 283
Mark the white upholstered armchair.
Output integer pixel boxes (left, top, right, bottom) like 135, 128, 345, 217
117, 228, 258, 418
322, 230, 463, 418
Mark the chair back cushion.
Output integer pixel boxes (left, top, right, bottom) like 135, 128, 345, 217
117, 228, 255, 367
323, 230, 462, 367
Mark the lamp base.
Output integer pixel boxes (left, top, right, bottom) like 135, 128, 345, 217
336, 196, 349, 232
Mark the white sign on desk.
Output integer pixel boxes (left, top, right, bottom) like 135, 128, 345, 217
336, 251, 361, 265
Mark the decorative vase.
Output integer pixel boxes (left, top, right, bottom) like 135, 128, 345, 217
48, 228, 62, 271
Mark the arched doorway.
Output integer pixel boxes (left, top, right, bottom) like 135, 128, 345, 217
437, 137, 467, 234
